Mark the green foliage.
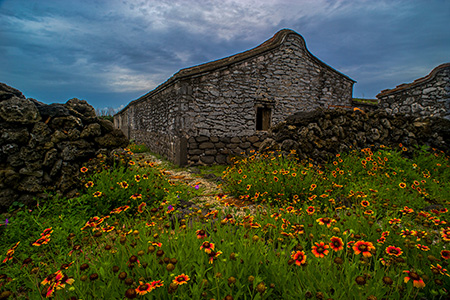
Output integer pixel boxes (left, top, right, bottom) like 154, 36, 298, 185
0, 145, 449, 299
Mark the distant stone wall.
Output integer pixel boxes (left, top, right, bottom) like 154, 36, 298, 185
261, 108, 450, 162
116, 83, 185, 164
0, 83, 128, 212
115, 29, 355, 165
377, 63, 450, 119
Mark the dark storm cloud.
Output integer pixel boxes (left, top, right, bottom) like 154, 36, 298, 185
0, 0, 448, 110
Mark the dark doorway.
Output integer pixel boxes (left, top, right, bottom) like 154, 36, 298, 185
256, 107, 271, 131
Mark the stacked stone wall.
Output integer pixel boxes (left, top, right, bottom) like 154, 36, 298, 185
261, 108, 450, 163
117, 82, 183, 164
377, 63, 450, 120
0, 83, 128, 212
187, 133, 269, 165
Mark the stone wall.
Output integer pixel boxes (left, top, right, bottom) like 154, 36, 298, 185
260, 108, 450, 162
0, 83, 128, 212
115, 29, 355, 165
377, 63, 450, 119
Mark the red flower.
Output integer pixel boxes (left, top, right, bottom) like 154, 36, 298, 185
316, 217, 335, 228
385, 246, 402, 256
172, 274, 190, 285
403, 271, 425, 288
329, 236, 344, 252
306, 206, 315, 215
291, 250, 307, 265
200, 241, 215, 254
360, 200, 370, 207
196, 229, 207, 239
416, 244, 430, 251
136, 282, 153, 295
353, 240, 375, 257
137, 202, 146, 213
441, 250, 450, 260
312, 242, 329, 258
111, 205, 130, 214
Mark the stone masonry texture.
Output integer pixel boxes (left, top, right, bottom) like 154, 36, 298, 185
377, 63, 450, 120
114, 29, 355, 165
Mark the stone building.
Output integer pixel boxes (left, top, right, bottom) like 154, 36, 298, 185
114, 29, 355, 165
377, 63, 450, 119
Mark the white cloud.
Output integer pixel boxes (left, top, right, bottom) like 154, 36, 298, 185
103, 65, 160, 93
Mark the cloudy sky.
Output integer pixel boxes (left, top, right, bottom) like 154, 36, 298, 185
1, 0, 449, 112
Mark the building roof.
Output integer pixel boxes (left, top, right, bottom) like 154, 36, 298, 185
377, 62, 450, 98
116, 29, 355, 115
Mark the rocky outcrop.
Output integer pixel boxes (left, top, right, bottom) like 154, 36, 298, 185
0, 83, 128, 212
260, 108, 450, 162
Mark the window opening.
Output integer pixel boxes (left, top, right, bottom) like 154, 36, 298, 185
256, 107, 271, 131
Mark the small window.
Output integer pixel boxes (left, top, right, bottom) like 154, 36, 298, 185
256, 107, 271, 131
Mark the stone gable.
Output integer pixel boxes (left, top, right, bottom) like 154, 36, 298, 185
114, 29, 355, 165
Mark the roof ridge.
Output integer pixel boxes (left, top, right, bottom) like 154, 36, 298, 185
377, 62, 450, 97
116, 29, 354, 115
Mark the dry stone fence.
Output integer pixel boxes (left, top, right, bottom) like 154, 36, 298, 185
0, 83, 128, 212
259, 108, 450, 162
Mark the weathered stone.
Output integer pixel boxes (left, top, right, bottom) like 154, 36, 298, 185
216, 155, 227, 164
0, 97, 41, 123
0, 82, 25, 101
51, 115, 83, 131
200, 155, 215, 164
196, 136, 210, 143
80, 123, 102, 138
94, 129, 128, 148
204, 149, 217, 155
230, 137, 241, 143
199, 142, 215, 149
30, 99, 70, 119
0, 83, 129, 211
1, 127, 30, 144
65, 98, 97, 120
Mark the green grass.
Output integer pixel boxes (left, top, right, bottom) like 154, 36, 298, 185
1, 145, 449, 299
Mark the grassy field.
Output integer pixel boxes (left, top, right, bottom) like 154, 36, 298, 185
0, 143, 449, 299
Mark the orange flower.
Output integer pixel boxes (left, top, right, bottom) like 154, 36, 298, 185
360, 200, 370, 207
416, 244, 430, 251
93, 191, 103, 198
137, 202, 146, 213
85, 181, 94, 188
306, 206, 315, 215
385, 246, 402, 256
399, 182, 406, 189
172, 274, 190, 285
311, 242, 329, 258
208, 250, 222, 264
291, 250, 307, 265
135, 282, 153, 295
111, 205, 130, 214
352, 240, 375, 257
316, 217, 335, 228
403, 271, 425, 288
200, 241, 215, 254
80, 167, 88, 173
196, 229, 207, 239
329, 236, 344, 252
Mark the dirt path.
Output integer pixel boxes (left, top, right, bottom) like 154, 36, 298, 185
133, 153, 274, 219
